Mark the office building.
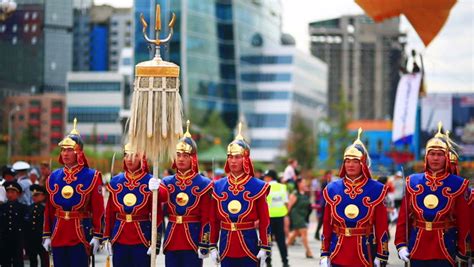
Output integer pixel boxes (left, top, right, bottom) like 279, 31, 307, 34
309, 15, 406, 120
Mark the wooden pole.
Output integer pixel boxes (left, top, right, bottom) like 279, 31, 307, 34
150, 161, 159, 266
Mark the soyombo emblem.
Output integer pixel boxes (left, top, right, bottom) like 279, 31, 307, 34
124, 193, 137, 206
344, 204, 359, 219
176, 192, 189, 206
61, 185, 74, 199
423, 194, 439, 209
228, 200, 242, 214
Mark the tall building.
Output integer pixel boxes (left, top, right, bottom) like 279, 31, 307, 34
309, 15, 406, 120
66, 72, 125, 151
0, 0, 73, 96
4, 94, 65, 156
239, 35, 327, 161
73, 5, 132, 71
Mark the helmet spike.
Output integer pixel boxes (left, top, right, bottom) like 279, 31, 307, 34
434, 121, 444, 138
70, 118, 80, 135
184, 120, 191, 138
235, 122, 244, 141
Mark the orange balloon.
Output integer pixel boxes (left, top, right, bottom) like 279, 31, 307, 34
355, 0, 457, 46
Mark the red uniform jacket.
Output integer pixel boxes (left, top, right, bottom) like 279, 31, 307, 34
104, 171, 162, 246
158, 172, 212, 252
321, 176, 389, 266
210, 175, 271, 261
43, 165, 104, 249
395, 172, 470, 264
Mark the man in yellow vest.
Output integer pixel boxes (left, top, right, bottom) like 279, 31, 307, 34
264, 170, 290, 267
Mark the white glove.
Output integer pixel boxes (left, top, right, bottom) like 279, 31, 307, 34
105, 241, 113, 256
210, 248, 220, 265
146, 247, 152, 255
374, 258, 381, 267
148, 178, 161, 191
256, 249, 268, 267
42, 238, 51, 252
198, 248, 208, 259
89, 237, 101, 255
398, 247, 410, 262
320, 257, 329, 267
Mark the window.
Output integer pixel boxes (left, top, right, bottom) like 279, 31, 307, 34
69, 82, 121, 92
241, 91, 290, 100
241, 73, 291, 82
24, 24, 29, 32
68, 107, 120, 123
246, 113, 287, 128
241, 55, 293, 65
30, 100, 40, 107
251, 139, 283, 148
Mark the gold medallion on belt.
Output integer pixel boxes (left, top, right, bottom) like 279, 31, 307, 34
61, 185, 74, 199
228, 200, 242, 214
423, 194, 439, 209
344, 204, 359, 219
176, 192, 189, 206
123, 193, 137, 206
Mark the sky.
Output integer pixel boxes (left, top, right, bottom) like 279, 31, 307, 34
94, 0, 473, 93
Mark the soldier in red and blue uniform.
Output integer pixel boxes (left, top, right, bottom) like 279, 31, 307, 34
395, 123, 471, 266
320, 128, 389, 267
42, 119, 104, 267
104, 143, 162, 267
209, 123, 271, 267
148, 121, 213, 267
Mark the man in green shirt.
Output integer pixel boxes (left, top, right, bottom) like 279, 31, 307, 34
264, 170, 289, 267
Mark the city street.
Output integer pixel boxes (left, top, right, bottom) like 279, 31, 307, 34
86, 219, 404, 267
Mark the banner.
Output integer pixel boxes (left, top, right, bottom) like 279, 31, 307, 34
392, 73, 422, 144
421, 93, 452, 133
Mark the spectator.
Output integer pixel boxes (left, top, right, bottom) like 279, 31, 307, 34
25, 184, 49, 267
287, 178, 314, 258
39, 161, 51, 186
264, 170, 290, 267
391, 171, 404, 209
29, 168, 40, 185
0, 181, 28, 266
0, 166, 16, 204
13, 161, 33, 205
314, 170, 331, 240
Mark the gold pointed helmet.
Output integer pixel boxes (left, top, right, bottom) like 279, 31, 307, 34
176, 120, 197, 154
227, 122, 250, 156
58, 118, 84, 150
343, 128, 371, 167
425, 122, 448, 154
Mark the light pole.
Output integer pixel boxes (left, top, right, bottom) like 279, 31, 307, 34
0, 0, 17, 21
7, 105, 20, 164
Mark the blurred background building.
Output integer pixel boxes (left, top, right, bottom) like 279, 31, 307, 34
309, 15, 406, 120
4, 94, 65, 156
66, 72, 124, 152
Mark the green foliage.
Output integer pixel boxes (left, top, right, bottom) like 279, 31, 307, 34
286, 113, 317, 170
19, 126, 42, 156
191, 110, 232, 153
325, 88, 355, 169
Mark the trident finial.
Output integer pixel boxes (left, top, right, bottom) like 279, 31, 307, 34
70, 118, 80, 135
235, 122, 244, 141
140, 4, 176, 58
184, 120, 191, 138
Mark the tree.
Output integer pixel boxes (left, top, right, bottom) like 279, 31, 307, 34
286, 113, 317, 170
325, 88, 354, 169
19, 126, 42, 156
193, 110, 232, 153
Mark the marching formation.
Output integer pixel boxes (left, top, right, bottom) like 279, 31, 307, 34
0, 118, 472, 267
0, 119, 472, 267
